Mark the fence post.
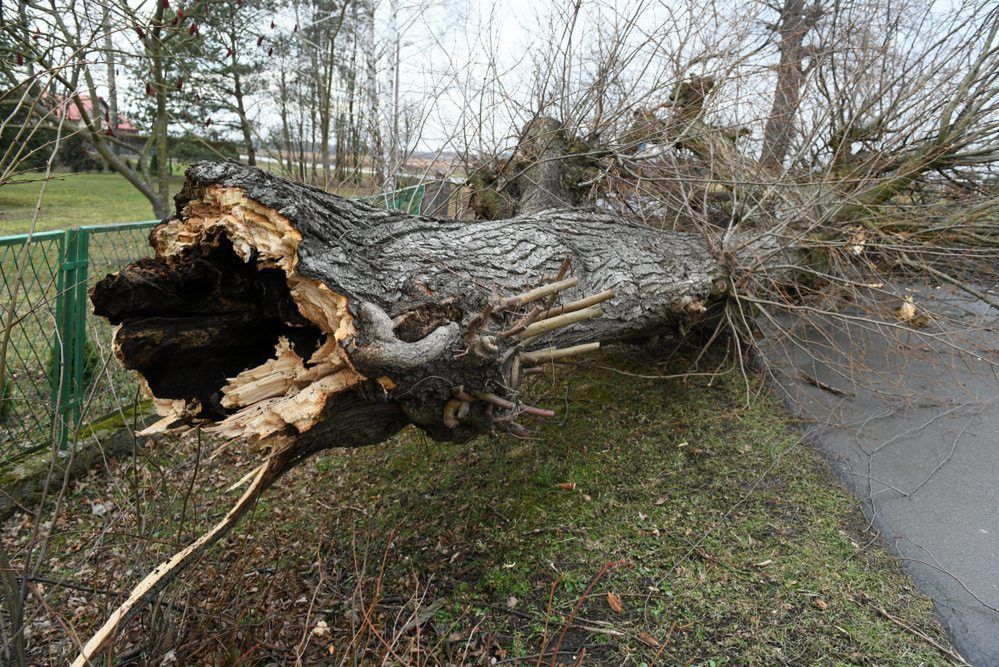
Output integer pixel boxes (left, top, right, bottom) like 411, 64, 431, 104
70, 229, 90, 428
50, 233, 67, 448
413, 184, 425, 214
55, 228, 90, 448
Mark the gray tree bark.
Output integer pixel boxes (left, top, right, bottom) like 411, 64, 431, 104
92, 161, 729, 454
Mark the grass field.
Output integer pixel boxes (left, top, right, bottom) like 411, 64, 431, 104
0, 170, 386, 236
3, 344, 958, 665
0, 172, 184, 235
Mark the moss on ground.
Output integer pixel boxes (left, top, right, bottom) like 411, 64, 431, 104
73, 400, 152, 440
2, 345, 955, 665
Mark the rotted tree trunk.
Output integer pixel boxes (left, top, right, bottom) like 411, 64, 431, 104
77, 160, 732, 665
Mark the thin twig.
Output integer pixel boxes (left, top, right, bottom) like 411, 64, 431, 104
856, 592, 968, 665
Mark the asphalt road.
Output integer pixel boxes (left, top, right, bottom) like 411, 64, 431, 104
760, 285, 999, 665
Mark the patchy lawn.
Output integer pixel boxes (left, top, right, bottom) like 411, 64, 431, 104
1, 344, 957, 665
0, 172, 183, 234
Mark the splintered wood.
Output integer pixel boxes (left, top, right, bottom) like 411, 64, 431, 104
143, 185, 365, 446
157, 186, 302, 272
213, 338, 362, 443
139, 397, 198, 436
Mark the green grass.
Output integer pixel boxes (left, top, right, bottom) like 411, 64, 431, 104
0, 172, 184, 235
0, 169, 385, 236
2, 344, 957, 665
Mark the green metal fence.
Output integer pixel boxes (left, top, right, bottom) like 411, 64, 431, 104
0, 222, 159, 466
359, 183, 426, 214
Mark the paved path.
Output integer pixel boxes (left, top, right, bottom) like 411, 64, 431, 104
761, 285, 999, 665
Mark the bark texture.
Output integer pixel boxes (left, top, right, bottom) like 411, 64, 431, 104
92, 161, 728, 452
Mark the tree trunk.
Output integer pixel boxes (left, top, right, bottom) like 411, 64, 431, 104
361, 0, 384, 186
102, 2, 118, 147
516, 116, 577, 213
91, 161, 728, 455
149, 4, 171, 216
385, 0, 401, 191
80, 147, 739, 667
759, 0, 821, 172
230, 33, 256, 168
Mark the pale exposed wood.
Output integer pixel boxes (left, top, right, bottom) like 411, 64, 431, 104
516, 306, 604, 340
219, 339, 306, 409
211, 367, 365, 441
539, 289, 616, 320
504, 277, 579, 308
521, 342, 601, 364
137, 398, 195, 436
289, 277, 356, 338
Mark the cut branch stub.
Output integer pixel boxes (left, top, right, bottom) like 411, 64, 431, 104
522, 342, 602, 365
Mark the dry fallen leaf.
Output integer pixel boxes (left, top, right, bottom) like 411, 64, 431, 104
606, 592, 624, 614
637, 631, 660, 647
312, 619, 330, 637
847, 226, 868, 256
896, 296, 917, 321
814, 598, 829, 611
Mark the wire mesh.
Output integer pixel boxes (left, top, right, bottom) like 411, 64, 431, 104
0, 231, 64, 461
358, 183, 426, 214
0, 222, 158, 466
82, 223, 158, 422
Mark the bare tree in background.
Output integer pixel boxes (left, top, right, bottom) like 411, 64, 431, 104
192, 0, 278, 167
759, 0, 823, 172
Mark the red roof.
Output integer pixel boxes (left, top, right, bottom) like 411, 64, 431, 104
55, 95, 140, 133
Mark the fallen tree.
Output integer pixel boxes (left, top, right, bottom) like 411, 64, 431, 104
93, 160, 734, 449
77, 83, 999, 657
77, 156, 741, 664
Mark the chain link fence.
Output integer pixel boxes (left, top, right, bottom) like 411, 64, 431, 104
0, 222, 158, 467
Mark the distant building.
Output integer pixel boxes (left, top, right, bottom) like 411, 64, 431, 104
55, 95, 141, 135
51, 94, 146, 158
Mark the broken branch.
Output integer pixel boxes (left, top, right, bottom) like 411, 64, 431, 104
502, 277, 579, 309
538, 289, 616, 320
516, 306, 605, 340
521, 342, 601, 365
